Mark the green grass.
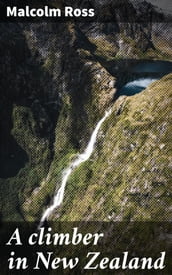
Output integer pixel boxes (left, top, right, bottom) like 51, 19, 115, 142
57, 74, 172, 221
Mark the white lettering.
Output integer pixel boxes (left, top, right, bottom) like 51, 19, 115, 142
84, 252, 100, 270
28, 233, 38, 245
109, 258, 121, 269
6, 228, 22, 246
34, 252, 79, 270
7, 7, 16, 17
153, 252, 166, 270
128, 258, 140, 269
89, 9, 95, 17
65, 7, 73, 17
34, 252, 52, 270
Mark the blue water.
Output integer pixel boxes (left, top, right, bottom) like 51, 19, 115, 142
119, 61, 172, 96
132, 61, 172, 73
119, 78, 158, 96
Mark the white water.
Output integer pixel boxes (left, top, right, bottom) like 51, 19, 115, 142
124, 78, 157, 89
39, 109, 112, 226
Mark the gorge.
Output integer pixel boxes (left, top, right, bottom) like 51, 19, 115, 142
39, 58, 172, 225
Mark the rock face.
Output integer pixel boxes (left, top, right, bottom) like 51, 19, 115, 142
0, 1, 172, 221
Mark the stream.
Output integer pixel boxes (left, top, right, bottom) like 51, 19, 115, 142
39, 109, 112, 227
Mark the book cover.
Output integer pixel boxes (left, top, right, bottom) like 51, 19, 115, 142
0, 0, 172, 273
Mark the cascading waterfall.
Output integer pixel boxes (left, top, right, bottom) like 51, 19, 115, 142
119, 78, 158, 96
39, 108, 112, 227
124, 78, 157, 89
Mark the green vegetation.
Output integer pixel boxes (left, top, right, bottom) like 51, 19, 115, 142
58, 74, 172, 221
88, 36, 118, 61
89, 33, 172, 61
0, 105, 51, 221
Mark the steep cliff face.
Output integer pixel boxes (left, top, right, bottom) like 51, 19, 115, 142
0, 1, 172, 221
22, 23, 117, 220
0, 24, 61, 220
0, 22, 117, 220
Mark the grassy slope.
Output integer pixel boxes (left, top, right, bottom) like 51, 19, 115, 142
59, 74, 172, 221
88, 33, 172, 61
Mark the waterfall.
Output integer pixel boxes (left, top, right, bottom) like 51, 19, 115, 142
39, 108, 112, 227
124, 78, 157, 89
119, 78, 158, 96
